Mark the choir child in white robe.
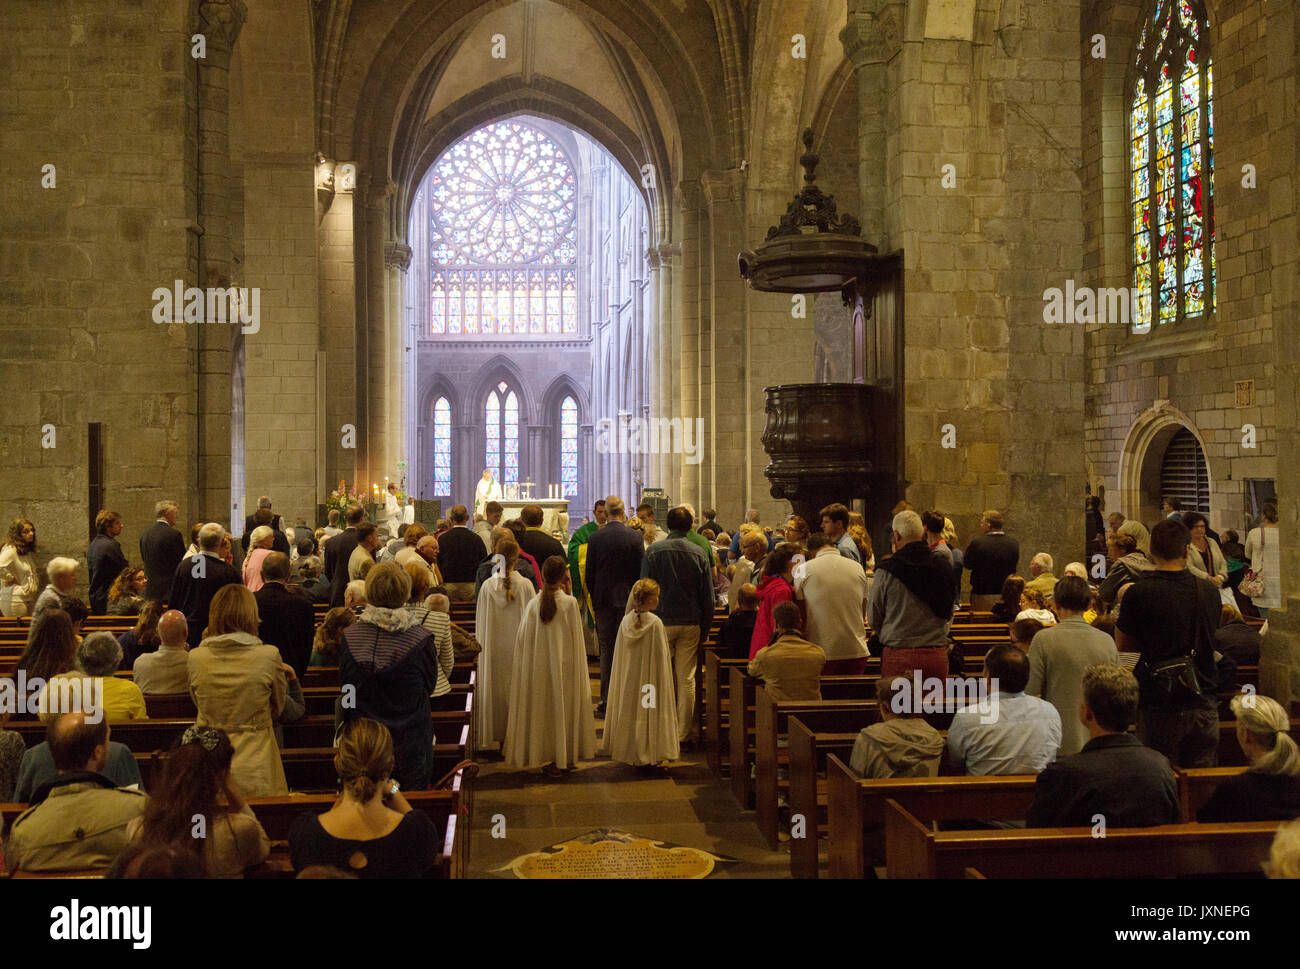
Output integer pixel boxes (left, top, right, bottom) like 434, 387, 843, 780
600, 578, 680, 768
504, 555, 596, 775
474, 539, 535, 750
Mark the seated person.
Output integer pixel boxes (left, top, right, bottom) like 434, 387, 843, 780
132, 609, 190, 695
716, 583, 759, 659
1009, 616, 1045, 650
946, 644, 1061, 775
990, 575, 1025, 623
1025, 664, 1178, 828
289, 718, 441, 878
5, 713, 148, 873
126, 726, 270, 877
1197, 694, 1300, 822
1015, 588, 1057, 625
746, 601, 826, 701
850, 675, 945, 779
40, 632, 147, 723
1215, 604, 1262, 666
1266, 819, 1300, 879
13, 733, 143, 801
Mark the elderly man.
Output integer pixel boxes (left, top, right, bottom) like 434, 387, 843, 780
796, 532, 870, 674
87, 509, 128, 614
1108, 511, 1151, 557
41, 632, 147, 723
946, 644, 1061, 775
640, 506, 716, 744
6, 713, 148, 873
168, 523, 242, 646
140, 500, 186, 603
133, 610, 190, 695
1024, 552, 1059, 599
256, 552, 315, 679
33, 557, 79, 619
867, 510, 955, 683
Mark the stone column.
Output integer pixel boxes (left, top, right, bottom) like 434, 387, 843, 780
194, 0, 245, 522
383, 240, 412, 476
675, 182, 702, 509
700, 168, 748, 520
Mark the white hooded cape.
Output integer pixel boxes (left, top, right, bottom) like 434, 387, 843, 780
503, 591, 596, 768
599, 610, 680, 766
475, 571, 536, 747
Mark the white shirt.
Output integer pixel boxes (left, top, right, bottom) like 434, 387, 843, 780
946, 691, 1061, 775
795, 547, 869, 661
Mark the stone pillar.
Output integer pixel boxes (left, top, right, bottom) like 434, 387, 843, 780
384, 240, 412, 476
194, 0, 246, 523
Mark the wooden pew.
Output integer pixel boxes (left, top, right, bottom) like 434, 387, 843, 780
883, 797, 1281, 878
787, 715, 871, 878
753, 688, 879, 848
703, 649, 748, 776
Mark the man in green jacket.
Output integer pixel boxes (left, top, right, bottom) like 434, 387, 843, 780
568, 499, 607, 646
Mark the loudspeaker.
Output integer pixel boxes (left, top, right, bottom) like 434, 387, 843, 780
639, 488, 670, 525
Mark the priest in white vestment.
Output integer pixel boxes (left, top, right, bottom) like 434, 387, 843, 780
600, 578, 679, 767
503, 558, 596, 773
474, 469, 502, 519
383, 484, 401, 537
474, 541, 535, 749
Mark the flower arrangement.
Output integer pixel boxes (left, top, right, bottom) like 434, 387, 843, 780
325, 479, 365, 517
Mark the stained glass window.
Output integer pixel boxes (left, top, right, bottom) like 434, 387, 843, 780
560, 396, 578, 497
485, 381, 520, 486
432, 397, 451, 496
428, 120, 578, 336
1129, 0, 1214, 333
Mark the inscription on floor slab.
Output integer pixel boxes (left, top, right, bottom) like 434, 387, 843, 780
497, 828, 738, 879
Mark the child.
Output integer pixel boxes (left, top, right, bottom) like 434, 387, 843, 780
600, 579, 679, 768
504, 557, 596, 775
716, 583, 759, 659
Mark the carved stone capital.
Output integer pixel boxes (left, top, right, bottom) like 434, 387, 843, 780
841, 0, 903, 68
198, 0, 247, 52
384, 243, 413, 272
699, 168, 745, 207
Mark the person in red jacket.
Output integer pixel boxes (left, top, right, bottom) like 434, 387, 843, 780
748, 544, 802, 660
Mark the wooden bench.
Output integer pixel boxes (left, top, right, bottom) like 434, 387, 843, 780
753, 688, 879, 848
703, 649, 748, 776
787, 714, 876, 878
883, 797, 1281, 878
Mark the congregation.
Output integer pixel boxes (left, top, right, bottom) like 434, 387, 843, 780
0, 489, 1295, 878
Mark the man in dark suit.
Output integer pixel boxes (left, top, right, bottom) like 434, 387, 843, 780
168, 523, 242, 647
140, 500, 186, 604
1026, 664, 1178, 828
963, 509, 1020, 612
439, 505, 490, 601
584, 496, 645, 715
325, 505, 365, 607
517, 504, 565, 568
87, 510, 128, 614
255, 552, 315, 679
245, 496, 291, 557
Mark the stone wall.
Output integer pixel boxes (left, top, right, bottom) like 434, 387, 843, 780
0, 0, 202, 595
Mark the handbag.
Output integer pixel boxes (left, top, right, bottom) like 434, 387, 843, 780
1143, 585, 1217, 704
1239, 528, 1266, 598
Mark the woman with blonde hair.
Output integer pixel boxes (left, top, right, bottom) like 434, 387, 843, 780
600, 578, 679, 768
338, 563, 438, 788
288, 718, 441, 878
242, 525, 276, 592
1198, 694, 1300, 822
504, 556, 596, 775
0, 518, 38, 617
474, 538, 535, 751
188, 583, 288, 796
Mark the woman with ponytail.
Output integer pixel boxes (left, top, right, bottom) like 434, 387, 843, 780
503, 556, 596, 775
289, 718, 441, 878
474, 538, 535, 751
127, 727, 269, 877
1198, 694, 1300, 821
600, 578, 679, 769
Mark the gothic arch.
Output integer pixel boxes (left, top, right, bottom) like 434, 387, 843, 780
539, 374, 590, 424
469, 356, 535, 426
1118, 403, 1214, 524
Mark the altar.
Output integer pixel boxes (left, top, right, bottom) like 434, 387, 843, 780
498, 497, 570, 534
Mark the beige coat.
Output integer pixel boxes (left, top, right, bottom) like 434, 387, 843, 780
188, 632, 288, 796
6, 780, 147, 873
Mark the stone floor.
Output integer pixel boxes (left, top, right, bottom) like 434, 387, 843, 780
467, 666, 790, 879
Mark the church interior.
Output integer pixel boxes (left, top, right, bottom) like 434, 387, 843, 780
1, 0, 1299, 888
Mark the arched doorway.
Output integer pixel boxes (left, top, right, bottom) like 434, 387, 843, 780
1119, 404, 1213, 526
